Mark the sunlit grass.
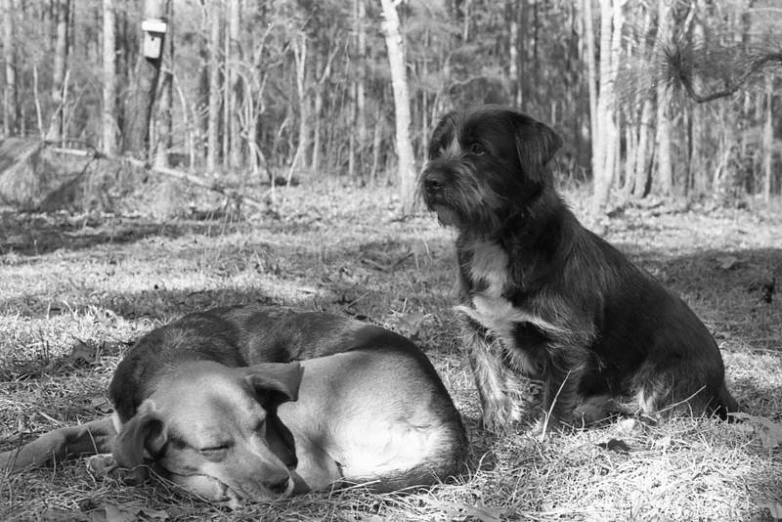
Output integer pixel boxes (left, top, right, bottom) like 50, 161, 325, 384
1, 181, 780, 521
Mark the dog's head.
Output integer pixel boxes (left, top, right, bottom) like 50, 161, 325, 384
112, 360, 303, 506
419, 105, 562, 235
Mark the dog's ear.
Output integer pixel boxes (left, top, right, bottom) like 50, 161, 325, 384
246, 362, 303, 404
428, 111, 459, 159
512, 114, 563, 174
112, 399, 167, 482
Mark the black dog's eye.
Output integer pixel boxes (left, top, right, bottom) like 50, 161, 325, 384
470, 142, 486, 156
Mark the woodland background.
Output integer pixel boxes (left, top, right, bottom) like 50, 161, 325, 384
0, 0, 781, 215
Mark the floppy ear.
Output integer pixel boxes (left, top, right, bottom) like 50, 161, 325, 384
512, 114, 563, 173
112, 399, 167, 482
245, 362, 303, 404
428, 111, 459, 160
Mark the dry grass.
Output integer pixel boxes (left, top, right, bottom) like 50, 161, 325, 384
1, 181, 780, 521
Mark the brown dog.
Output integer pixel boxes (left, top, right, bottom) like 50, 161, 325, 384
419, 104, 738, 432
0, 305, 468, 505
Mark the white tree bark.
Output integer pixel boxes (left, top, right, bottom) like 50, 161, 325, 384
591, 0, 624, 215
380, 0, 416, 215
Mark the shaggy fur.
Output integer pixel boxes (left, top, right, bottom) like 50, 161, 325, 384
419, 104, 739, 432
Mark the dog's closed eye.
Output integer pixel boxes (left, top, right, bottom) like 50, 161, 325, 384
199, 443, 231, 461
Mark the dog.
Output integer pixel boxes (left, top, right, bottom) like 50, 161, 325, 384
419, 104, 738, 432
0, 305, 468, 506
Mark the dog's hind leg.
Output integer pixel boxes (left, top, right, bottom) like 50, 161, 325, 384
0, 415, 117, 473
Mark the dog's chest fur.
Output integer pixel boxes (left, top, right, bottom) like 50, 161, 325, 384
457, 241, 532, 356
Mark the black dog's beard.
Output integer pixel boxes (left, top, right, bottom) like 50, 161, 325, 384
420, 160, 512, 237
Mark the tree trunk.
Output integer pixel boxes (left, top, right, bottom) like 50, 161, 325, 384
290, 33, 308, 176
2, 0, 17, 135
46, 0, 70, 143
125, 0, 166, 159
591, 0, 623, 215
508, 0, 520, 108
227, 0, 242, 170
206, 0, 222, 172
380, 0, 416, 215
763, 73, 773, 202
102, 0, 117, 155
582, 0, 598, 174
633, 99, 653, 198
353, 0, 367, 177
153, 1, 173, 168
654, 0, 673, 196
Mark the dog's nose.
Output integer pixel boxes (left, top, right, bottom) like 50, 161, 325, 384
424, 177, 442, 194
266, 477, 292, 496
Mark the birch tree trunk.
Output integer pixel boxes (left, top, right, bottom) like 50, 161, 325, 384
102, 0, 117, 155
2, 0, 17, 135
591, 0, 624, 215
380, 0, 416, 215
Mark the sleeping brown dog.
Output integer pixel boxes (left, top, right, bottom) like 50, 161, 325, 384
0, 305, 468, 506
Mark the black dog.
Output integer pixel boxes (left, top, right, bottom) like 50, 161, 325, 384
419, 104, 738, 432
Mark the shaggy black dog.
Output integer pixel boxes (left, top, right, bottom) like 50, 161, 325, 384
419, 104, 738, 432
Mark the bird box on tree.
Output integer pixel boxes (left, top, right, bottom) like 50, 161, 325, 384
141, 18, 167, 59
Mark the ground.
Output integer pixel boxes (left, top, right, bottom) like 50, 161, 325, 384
1, 181, 780, 521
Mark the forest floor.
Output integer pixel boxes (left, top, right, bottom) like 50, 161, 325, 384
0, 180, 781, 521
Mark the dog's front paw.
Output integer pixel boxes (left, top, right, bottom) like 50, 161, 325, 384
86, 454, 119, 477
480, 398, 523, 433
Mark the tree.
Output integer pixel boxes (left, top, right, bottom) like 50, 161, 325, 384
206, 0, 222, 172
227, 0, 242, 170
380, 0, 416, 215
654, 0, 673, 196
46, 0, 71, 143
591, 0, 625, 214
762, 72, 774, 203
102, 0, 117, 155
1, 0, 17, 136
125, 0, 168, 159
